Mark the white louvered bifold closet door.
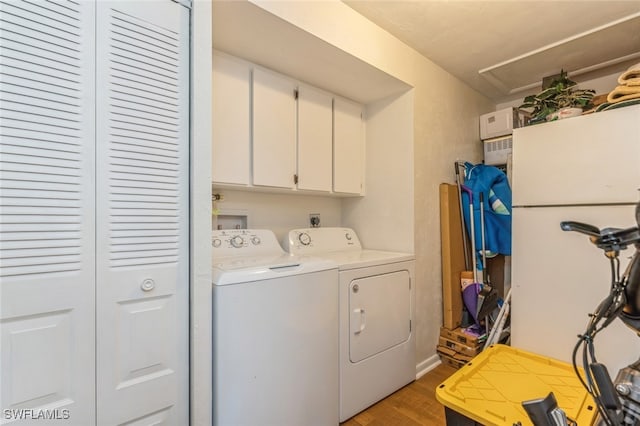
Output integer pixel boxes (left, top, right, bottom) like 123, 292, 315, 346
1, 0, 190, 424
95, 2, 189, 424
0, 1, 96, 424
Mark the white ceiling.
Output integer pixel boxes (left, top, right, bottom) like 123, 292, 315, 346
344, 1, 640, 102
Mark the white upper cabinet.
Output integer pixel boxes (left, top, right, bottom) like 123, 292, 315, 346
211, 52, 365, 196
297, 84, 333, 192
334, 96, 365, 195
252, 67, 297, 189
212, 52, 251, 186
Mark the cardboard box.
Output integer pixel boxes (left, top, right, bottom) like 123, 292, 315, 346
436, 345, 474, 363
437, 352, 468, 370
438, 335, 482, 358
440, 326, 485, 347
439, 183, 465, 330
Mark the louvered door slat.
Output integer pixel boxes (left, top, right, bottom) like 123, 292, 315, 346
111, 221, 178, 231
1, 204, 81, 215
0, 1, 95, 423
109, 101, 179, 124
1, 62, 81, 92
111, 228, 178, 238
0, 121, 82, 145
8, 1, 80, 28
111, 148, 179, 164
0, 82, 80, 107
111, 186, 177, 197
111, 93, 178, 116
110, 130, 177, 148
1, 140, 82, 159
111, 12, 178, 52
21, 0, 81, 19
0, 151, 81, 171
1, 40, 81, 73
0, 168, 79, 183
110, 68, 177, 96
0, 223, 80, 234
1, 246, 81, 259
0, 96, 81, 124
1, 3, 82, 43
111, 179, 177, 192
111, 145, 179, 163
0, 75, 80, 101
109, 118, 178, 140
110, 82, 178, 105
0, 20, 80, 54
1, 120, 81, 141
2, 234, 82, 246
110, 42, 177, 78
0, 162, 80, 180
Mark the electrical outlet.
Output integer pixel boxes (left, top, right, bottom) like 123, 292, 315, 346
309, 213, 320, 228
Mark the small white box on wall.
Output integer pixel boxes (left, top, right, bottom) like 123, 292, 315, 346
479, 107, 526, 140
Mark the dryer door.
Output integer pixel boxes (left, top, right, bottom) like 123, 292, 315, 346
349, 270, 411, 363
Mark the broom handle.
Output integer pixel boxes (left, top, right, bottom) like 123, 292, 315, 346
480, 192, 487, 284
455, 162, 470, 270
462, 185, 477, 283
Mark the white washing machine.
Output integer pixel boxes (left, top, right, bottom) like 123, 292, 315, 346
212, 229, 339, 426
285, 228, 415, 422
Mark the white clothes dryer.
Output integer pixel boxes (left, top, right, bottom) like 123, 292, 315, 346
285, 228, 416, 422
212, 229, 339, 426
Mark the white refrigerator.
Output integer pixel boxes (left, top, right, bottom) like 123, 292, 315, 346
511, 104, 640, 375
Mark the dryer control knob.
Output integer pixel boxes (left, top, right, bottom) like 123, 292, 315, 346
345, 232, 352, 241
298, 232, 311, 246
212, 238, 221, 248
230, 235, 244, 248
251, 236, 261, 245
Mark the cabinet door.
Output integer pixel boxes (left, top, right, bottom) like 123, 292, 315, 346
297, 85, 332, 192
0, 1, 96, 423
252, 68, 297, 189
212, 52, 250, 185
334, 97, 364, 195
95, 2, 189, 424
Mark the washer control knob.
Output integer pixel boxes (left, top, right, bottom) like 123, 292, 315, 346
251, 236, 261, 245
345, 232, 352, 241
212, 238, 221, 248
230, 235, 244, 248
298, 232, 311, 246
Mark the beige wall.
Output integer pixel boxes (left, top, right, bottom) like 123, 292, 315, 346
219, 0, 495, 371
213, 189, 343, 244
342, 90, 415, 254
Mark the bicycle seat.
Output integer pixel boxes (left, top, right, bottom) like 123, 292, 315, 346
560, 221, 640, 253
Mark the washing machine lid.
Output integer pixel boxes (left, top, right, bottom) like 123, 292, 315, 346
213, 254, 337, 285
317, 249, 414, 270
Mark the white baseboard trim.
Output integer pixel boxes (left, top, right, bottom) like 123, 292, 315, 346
415, 353, 441, 379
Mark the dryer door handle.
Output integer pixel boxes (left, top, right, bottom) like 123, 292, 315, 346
352, 308, 366, 335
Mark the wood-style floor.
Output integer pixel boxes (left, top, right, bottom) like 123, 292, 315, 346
340, 363, 458, 426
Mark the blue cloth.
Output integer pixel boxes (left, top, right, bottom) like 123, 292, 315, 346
461, 162, 512, 263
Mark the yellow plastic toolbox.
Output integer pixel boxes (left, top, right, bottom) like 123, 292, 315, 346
436, 344, 597, 426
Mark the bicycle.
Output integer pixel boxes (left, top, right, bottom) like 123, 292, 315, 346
557, 201, 640, 425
